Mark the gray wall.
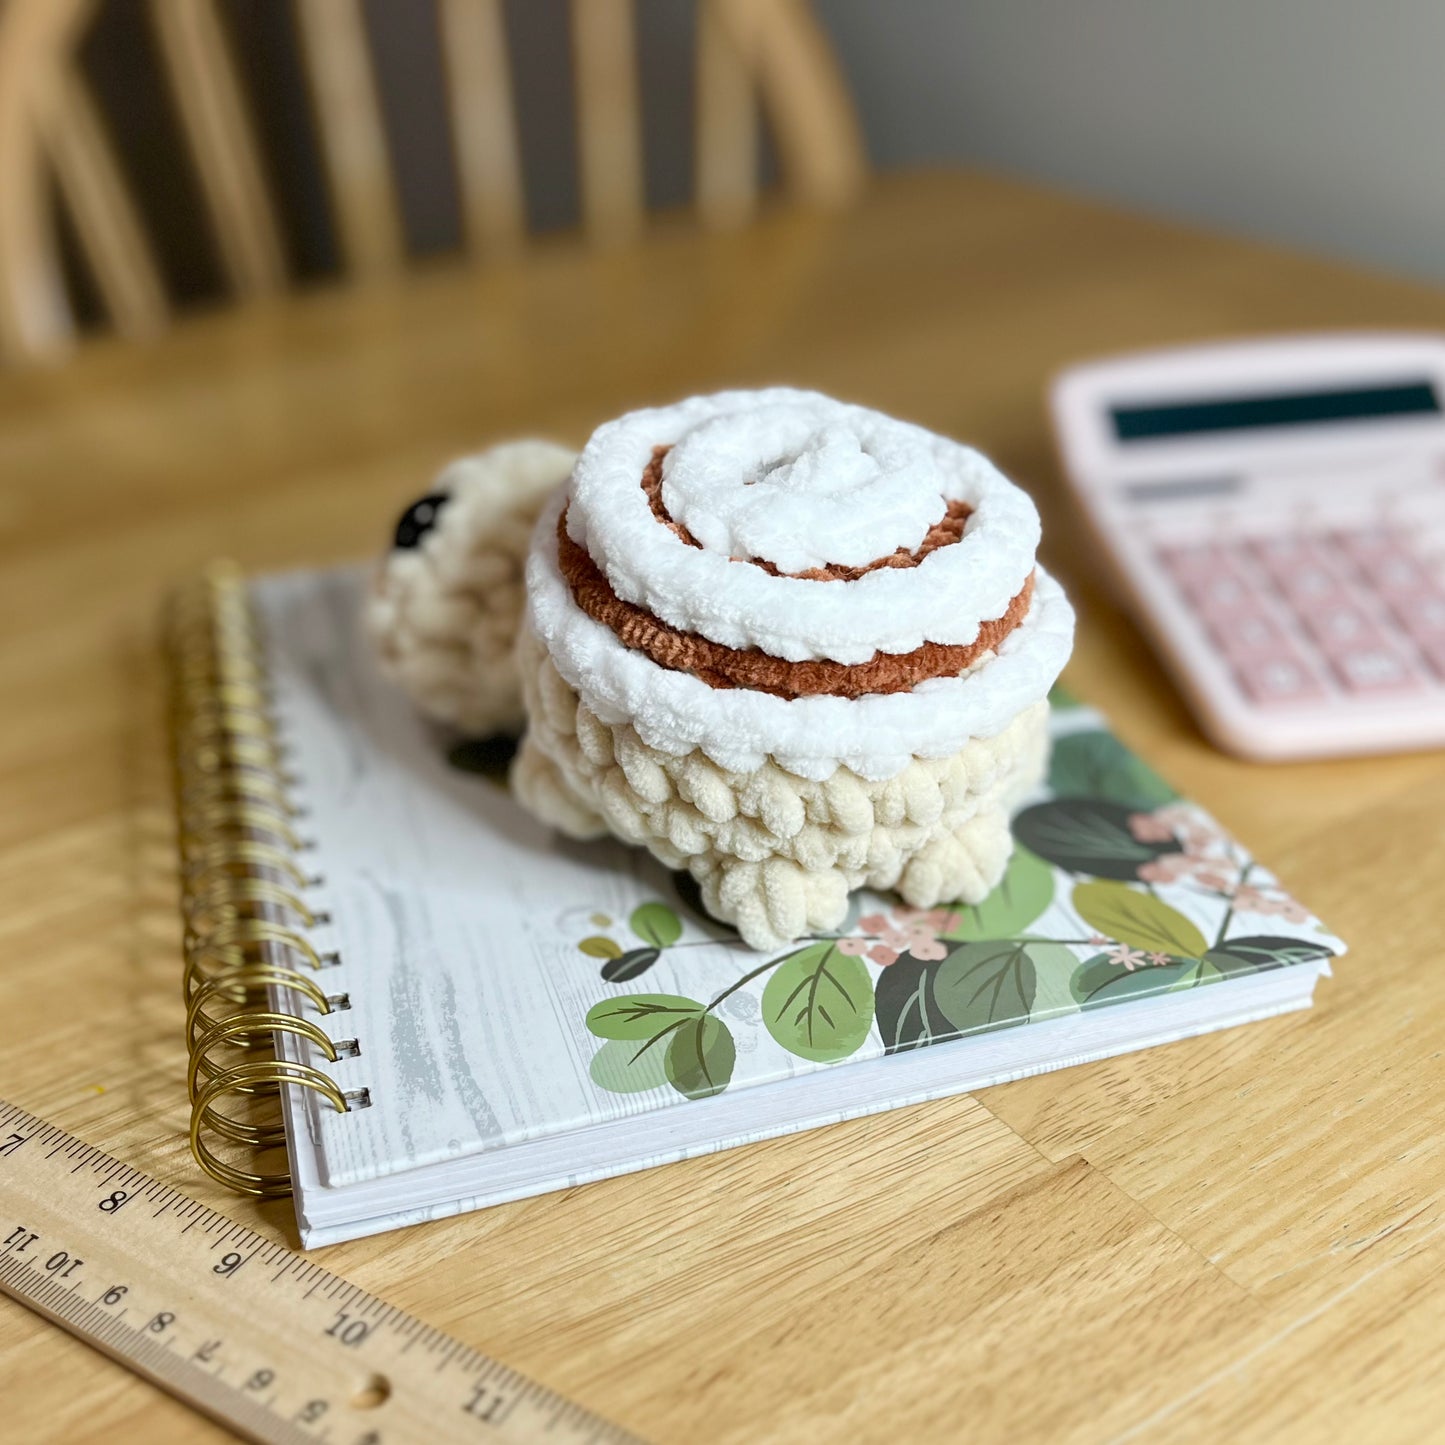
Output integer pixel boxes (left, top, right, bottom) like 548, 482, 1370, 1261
821, 0, 1445, 284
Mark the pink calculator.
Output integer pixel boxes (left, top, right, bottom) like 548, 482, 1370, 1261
1050, 333, 1445, 760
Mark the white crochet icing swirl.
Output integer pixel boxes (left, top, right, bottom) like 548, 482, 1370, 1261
565, 387, 1041, 665
661, 404, 944, 571
529, 490, 1075, 781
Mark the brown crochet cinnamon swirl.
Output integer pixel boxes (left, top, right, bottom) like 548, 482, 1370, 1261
557, 503, 1036, 699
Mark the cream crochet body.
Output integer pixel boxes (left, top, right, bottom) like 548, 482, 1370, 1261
365, 441, 576, 735
367, 395, 1074, 951
513, 623, 1050, 949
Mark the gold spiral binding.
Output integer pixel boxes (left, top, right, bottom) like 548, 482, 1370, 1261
186, 966, 333, 1052
191, 1064, 349, 1197
166, 564, 364, 1199
184, 840, 315, 893
188, 1012, 341, 1100
183, 878, 324, 938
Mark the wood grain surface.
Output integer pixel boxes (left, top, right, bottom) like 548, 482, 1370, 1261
2, 170, 1444, 1443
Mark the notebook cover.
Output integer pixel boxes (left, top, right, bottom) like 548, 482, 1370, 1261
256, 568, 1345, 1191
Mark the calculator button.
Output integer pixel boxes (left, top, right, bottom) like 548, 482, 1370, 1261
1301, 604, 1388, 651
1253, 535, 1330, 575
1413, 633, 1445, 680
1233, 653, 1326, 706
1249, 535, 1351, 600
1206, 609, 1291, 660
1275, 559, 1349, 608
1252, 535, 1317, 572
1155, 544, 1230, 586
1334, 527, 1404, 566
1389, 590, 1445, 641
1330, 647, 1423, 694
1361, 549, 1436, 598
1179, 570, 1265, 617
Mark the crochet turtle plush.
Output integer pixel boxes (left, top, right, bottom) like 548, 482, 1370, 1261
368, 390, 1074, 950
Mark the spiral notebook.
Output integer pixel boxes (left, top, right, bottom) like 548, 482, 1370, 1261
170, 564, 1344, 1247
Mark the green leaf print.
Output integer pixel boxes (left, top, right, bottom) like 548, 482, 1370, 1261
1012, 799, 1181, 880
947, 847, 1054, 941
629, 902, 683, 949
665, 1015, 736, 1099
1167, 959, 1226, 991
873, 958, 948, 1054
589, 1038, 671, 1094
1203, 935, 1334, 975
932, 941, 1037, 1035
1069, 953, 1196, 1009
601, 947, 662, 983
578, 935, 622, 960
761, 942, 875, 1063
1073, 879, 1208, 958
1019, 941, 1087, 1019
585, 994, 703, 1040
1048, 730, 1178, 809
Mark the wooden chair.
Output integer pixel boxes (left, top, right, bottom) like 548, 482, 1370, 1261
0, 0, 866, 365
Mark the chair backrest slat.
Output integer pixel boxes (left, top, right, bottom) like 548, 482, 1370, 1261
149, 0, 287, 298
439, 0, 526, 254
695, 0, 761, 229
37, 65, 169, 340
570, 0, 645, 246
0, 0, 75, 359
293, 0, 406, 278
728, 0, 866, 208
0, 0, 866, 363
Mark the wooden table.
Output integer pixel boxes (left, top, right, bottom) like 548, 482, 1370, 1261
3, 169, 1444, 1444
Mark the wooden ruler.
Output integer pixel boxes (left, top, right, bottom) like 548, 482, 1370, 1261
0, 1098, 640, 1445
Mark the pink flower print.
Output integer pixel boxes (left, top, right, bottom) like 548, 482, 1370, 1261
1182, 823, 1224, 854
1154, 803, 1198, 829
902, 922, 949, 961
1137, 853, 1195, 884
1191, 865, 1238, 894
1106, 944, 1149, 971
1229, 886, 1310, 924
851, 913, 905, 966
1231, 885, 1279, 915
1129, 812, 1176, 843
1146, 951, 1172, 966
858, 904, 963, 963
1088, 933, 1110, 948
889, 905, 960, 932
855, 912, 908, 967
852, 904, 964, 967
867, 917, 913, 953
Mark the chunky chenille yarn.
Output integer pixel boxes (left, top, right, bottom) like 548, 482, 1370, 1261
365, 440, 576, 735
513, 621, 1052, 949
369, 391, 1074, 950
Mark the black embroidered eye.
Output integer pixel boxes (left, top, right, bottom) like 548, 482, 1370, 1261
392, 492, 451, 550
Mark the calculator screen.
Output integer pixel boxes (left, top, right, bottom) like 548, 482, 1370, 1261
1110, 379, 1441, 443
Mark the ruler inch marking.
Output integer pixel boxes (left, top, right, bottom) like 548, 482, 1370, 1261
0, 1095, 640, 1444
